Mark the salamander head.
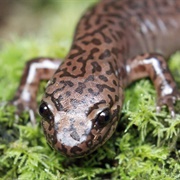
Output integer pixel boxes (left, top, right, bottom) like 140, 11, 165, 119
39, 60, 123, 157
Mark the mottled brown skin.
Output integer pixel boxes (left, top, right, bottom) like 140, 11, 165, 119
13, 0, 180, 157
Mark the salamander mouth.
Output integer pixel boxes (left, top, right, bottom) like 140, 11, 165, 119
43, 118, 117, 158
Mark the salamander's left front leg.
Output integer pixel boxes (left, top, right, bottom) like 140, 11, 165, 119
11, 57, 62, 124
126, 53, 180, 117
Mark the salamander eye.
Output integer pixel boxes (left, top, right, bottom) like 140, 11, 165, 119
39, 102, 53, 121
96, 109, 111, 127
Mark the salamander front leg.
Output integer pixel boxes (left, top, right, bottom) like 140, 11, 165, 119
11, 57, 62, 124
126, 53, 180, 117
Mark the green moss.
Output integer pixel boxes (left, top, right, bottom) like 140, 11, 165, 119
0, 1, 180, 179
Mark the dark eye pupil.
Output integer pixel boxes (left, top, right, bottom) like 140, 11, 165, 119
97, 109, 111, 127
39, 102, 53, 121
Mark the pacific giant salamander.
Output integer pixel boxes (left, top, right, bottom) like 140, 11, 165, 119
12, 0, 180, 157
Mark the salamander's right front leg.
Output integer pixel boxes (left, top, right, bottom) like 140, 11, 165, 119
11, 57, 62, 124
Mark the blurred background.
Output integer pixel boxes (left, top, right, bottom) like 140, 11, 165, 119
0, 0, 65, 39
0, 0, 97, 40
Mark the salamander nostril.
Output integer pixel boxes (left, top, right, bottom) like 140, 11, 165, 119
39, 101, 53, 121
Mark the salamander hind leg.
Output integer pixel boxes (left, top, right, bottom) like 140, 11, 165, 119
126, 53, 180, 117
11, 57, 62, 124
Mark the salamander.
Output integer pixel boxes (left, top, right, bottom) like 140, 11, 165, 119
12, 0, 180, 157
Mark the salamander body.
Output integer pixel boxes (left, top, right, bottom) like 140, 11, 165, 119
13, 0, 180, 157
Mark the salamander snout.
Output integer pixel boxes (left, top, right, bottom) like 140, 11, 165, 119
40, 99, 120, 158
